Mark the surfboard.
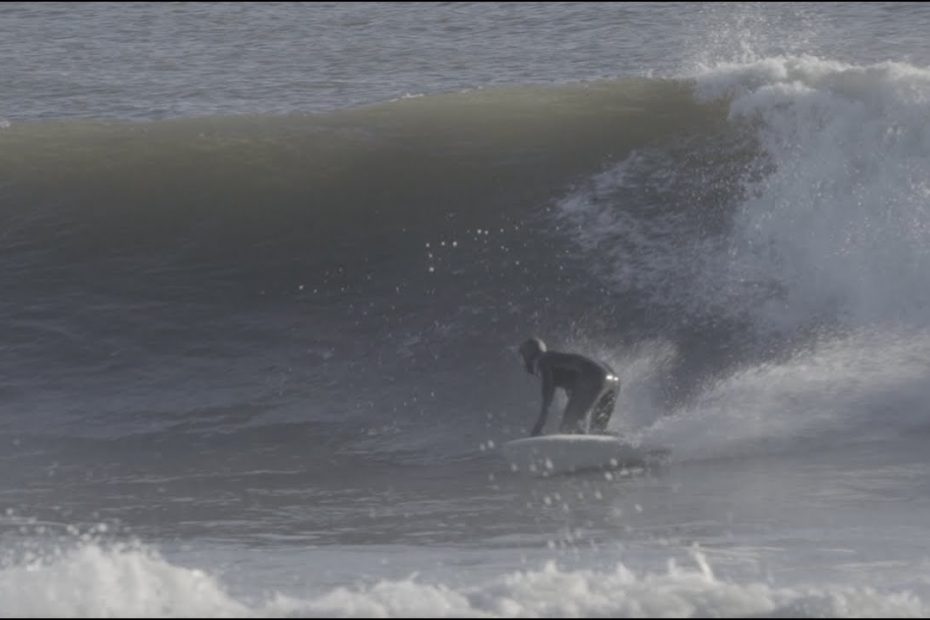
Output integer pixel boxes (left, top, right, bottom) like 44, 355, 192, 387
501, 434, 669, 476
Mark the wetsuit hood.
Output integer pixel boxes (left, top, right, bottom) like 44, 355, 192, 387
519, 337, 546, 375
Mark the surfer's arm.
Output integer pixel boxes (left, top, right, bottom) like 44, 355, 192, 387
530, 369, 555, 436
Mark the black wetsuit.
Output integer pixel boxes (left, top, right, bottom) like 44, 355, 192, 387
529, 351, 620, 436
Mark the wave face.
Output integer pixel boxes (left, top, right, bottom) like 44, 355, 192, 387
2, 56, 930, 470
0, 79, 715, 455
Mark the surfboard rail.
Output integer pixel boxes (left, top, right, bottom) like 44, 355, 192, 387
500, 434, 669, 476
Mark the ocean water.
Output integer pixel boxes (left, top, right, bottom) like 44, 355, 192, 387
3, 1, 930, 616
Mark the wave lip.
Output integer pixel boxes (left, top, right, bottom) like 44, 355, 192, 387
562, 55, 930, 335
693, 56, 930, 330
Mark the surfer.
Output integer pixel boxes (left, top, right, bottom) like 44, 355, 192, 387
518, 337, 620, 436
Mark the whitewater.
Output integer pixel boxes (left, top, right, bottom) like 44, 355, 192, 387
2, 2, 930, 617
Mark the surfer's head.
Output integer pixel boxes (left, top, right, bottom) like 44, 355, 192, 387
518, 337, 546, 375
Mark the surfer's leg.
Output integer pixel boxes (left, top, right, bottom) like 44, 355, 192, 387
560, 384, 600, 434
589, 385, 617, 433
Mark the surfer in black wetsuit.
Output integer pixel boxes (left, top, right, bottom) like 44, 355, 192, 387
518, 337, 620, 436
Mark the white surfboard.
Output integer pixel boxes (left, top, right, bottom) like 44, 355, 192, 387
501, 434, 669, 476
